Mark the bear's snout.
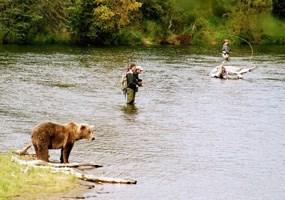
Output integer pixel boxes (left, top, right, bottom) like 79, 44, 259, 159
88, 135, 95, 141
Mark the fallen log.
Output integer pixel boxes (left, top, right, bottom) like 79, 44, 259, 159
209, 60, 256, 79
53, 168, 137, 184
11, 156, 102, 168
11, 156, 137, 184
14, 143, 33, 155
13, 145, 102, 168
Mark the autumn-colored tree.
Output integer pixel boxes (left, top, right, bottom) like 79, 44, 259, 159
67, 0, 142, 44
93, 0, 142, 32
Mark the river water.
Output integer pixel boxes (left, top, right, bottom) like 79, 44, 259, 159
0, 45, 284, 200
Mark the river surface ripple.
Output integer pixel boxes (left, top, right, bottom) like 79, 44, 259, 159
0, 45, 285, 200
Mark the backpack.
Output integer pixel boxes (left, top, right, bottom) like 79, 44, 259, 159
121, 70, 131, 92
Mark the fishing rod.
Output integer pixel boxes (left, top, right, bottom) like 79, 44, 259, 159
127, 53, 134, 68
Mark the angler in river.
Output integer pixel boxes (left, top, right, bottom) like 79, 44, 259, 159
126, 64, 143, 104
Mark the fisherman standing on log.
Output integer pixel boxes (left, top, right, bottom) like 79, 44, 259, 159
222, 39, 231, 61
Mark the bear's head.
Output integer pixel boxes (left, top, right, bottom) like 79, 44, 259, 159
78, 124, 95, 141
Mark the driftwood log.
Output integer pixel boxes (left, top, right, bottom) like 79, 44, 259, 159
14, 143, 33, 155
53, 167, 137, 184
12, 156, 136, 184
11, 156, 102, 169
209, 60, 256, 79
12, 145, 137, 184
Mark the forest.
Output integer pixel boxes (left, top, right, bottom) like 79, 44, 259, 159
0, 0, 284, 45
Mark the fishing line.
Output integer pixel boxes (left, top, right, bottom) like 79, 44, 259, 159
230, 35, 254, 62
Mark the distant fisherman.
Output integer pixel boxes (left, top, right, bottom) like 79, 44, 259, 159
222, 39, 231, 61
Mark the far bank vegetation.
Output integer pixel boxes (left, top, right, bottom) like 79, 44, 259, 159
0, 0, 284, 45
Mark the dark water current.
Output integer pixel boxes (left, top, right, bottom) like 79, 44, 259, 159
0, 45, 285, 199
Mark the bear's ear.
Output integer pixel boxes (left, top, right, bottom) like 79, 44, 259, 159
80, 125, 86, 130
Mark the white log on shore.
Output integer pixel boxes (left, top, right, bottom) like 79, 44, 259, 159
11, 156, 137, 184
14, 143, 33, 155
11, 156, 102, 168
53, 168, 137, 184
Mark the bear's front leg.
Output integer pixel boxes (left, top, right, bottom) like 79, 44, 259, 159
60, 144, 73, 163
35, 145, 49, 162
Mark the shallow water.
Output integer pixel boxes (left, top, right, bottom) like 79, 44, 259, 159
0, 45, 285, 199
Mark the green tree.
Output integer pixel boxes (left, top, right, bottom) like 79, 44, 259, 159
67, 0, 96, 44
0, 0, 70, 44
67, 0, 142, 44
38, 0, 69, 42
134, 0, 175, 44
0, 0, 42, 43
226, 0, 272, 42
139, 0, 173, 23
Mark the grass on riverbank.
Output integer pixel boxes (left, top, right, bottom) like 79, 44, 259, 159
0, 153, 78, 199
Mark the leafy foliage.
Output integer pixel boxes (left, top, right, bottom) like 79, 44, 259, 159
94, 0, 142, 31
0, 0, 42, 43
0, 0, 69, 44
225, 0, 272, 42
0, 0, 284, 44
67, 0, 96, 44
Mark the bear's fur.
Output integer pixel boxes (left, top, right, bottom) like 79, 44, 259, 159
31, 121, 95, 163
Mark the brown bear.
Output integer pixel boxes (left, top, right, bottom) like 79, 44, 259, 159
31, 121, 95, 163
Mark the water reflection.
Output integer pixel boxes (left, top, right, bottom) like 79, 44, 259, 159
122, 104, 138, 114
120, 104, 139, 124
